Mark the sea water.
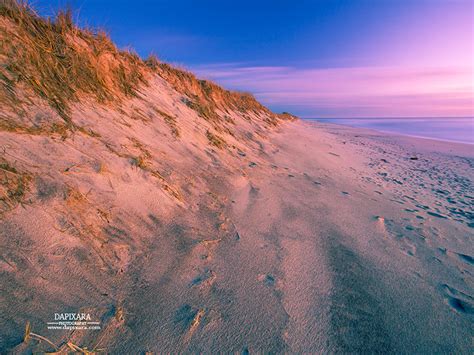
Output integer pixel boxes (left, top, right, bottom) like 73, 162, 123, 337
309, 117, 474, 144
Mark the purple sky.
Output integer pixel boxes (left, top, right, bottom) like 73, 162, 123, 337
37, 0, 473, 117
194, 64, 473, 118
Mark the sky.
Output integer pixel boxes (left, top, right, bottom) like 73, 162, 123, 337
35, 0, 473, 118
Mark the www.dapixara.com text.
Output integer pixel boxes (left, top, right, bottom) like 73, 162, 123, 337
46, 313, 101, 330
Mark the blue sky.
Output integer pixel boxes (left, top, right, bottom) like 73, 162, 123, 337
35, 0, 473, 117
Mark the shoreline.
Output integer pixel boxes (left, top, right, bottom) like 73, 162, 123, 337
304, 118, 474, 146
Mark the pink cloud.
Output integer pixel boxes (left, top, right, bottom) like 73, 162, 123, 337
193, 64, 474, 117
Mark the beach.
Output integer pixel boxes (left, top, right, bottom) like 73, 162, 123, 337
2, 118, 472, 353
208, 121, 474, 353
311, 117, 474, 145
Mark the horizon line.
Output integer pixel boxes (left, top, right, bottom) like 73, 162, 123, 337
301, 116, 474, 120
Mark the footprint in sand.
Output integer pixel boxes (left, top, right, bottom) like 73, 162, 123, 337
427, 211, 448, 219
456, 253, 474, 266
190, 269, 216, 288
258, 273, 276, 286
373, 216, 419, 256
415, 204, 430, 210
175, 304, 200, 329
303, 172, 323, 186
440, 284, 474, 315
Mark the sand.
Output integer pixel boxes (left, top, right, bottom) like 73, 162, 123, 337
1, 109, 472, 353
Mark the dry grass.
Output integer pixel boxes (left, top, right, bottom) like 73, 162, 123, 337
0, 0, 296, 138
76, 125, 102, 138
129, 137, 152, 169
183, 97, 220, 122
124, 138, 183, 201
155, 63, 283, 128
206, 130, 227, 149
189, 309, 204, 333
183, 309, 205, 343
130, 137, 151, 155
152, 107, 180, 138
0, 0, 147, 123
144, 53, 160, 71
0, 108, 71, 138
0, 158, 31, 214
156, 63, 267, 113
23, 321, 59, 352
115, 306, 125, 322
150, 171, 183, 201
130, 155, 148, 169
278, 111, 299, 121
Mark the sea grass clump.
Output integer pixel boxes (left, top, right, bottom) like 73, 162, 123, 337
0, 0, 147, 122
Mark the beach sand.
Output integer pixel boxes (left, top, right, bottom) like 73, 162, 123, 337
2, 4, 472, 351
1, 116, 472, 353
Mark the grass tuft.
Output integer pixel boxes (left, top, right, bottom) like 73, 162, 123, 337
144, 53, 160, 70
155, 63, 283, 128
206, 130, 227, 149
130, 155, 147, 169
152, 107, 180, 138
115, 306, 125, 322
0, 158, 31, 213
0, 0, 147, 123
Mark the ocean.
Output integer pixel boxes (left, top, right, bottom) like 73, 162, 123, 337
308, 117, 474, 144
